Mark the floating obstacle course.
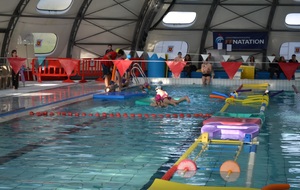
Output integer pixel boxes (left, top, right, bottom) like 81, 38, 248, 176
149, 83, 290, 189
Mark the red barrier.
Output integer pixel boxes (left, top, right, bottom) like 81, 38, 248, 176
78, 58, 103, 83
31, 58, 78, 82
30, 57, 145, 83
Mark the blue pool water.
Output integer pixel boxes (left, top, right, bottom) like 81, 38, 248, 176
0, 85, 300, 189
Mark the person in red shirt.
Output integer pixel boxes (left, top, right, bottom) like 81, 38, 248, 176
101, 49, 125, 89
102, 50, 119, 88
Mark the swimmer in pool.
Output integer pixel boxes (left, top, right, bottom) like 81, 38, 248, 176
140, 82, 151, 94
150, 94, 168, 107
155, 86, 190, 106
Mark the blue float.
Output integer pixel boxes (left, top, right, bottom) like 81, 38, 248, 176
93, 91, 146, 99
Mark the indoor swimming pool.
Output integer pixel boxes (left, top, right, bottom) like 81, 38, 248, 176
0, 84, 299, 189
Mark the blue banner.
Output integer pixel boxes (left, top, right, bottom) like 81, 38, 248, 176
213, 32, 268, 50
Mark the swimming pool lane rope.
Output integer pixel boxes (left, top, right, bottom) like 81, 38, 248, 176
29, 111, 212, 119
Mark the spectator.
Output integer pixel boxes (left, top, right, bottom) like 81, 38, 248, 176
184, 54, 192, 78
10, 50, 25, 89
268, 54, 281, 79
248, 56, 255, 66
289, 54, 298, 63
288, 54, 298, 79
206, 53, 213, 62
278, 56, 286, 63
105, 44, 113, 55
174, 52, 184, 62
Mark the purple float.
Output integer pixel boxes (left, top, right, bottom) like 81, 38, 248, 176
201, 122, 260, 140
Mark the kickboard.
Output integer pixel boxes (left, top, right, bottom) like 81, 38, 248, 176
93, 91, 146, 99
135, 97, 153, 105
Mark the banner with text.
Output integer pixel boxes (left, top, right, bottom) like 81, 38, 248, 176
213, 32, 268, 50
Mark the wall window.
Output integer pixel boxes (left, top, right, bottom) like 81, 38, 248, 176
279, 42, 300, 61
37, 0, 73, 14
285, 13, 300, 29
32, 33, 58, 55
154, 41, 188, 60
163, 11, 196, 28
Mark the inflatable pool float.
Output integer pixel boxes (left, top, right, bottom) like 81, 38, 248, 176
201, 122, 260, 140
148, 179, 289, 190
213, 111, 265, 124
135, 97, 153, 105
203, 117, 261, 126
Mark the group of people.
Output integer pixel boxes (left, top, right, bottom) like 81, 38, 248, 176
268, 54, 298, 79
101, 45, 131, 92
174, 51, 212, 85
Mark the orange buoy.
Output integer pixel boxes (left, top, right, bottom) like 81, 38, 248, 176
88, 113, 93, 116
94, 112, 100, 117
61, 112, 66, 116
204, 113, 210, 117
137, 113, 142, 117
102, 112, 107, 117
220, 160, 240, 182
151, 114, 156, 118
49, 112, 55, 116
172, 114, 178, 118
179, 113, 185, 118
109, 113, 114, 117
123, 113, 128, 117
158, 114, 164, 118
165, 114, 171, 118
144, 114, 149, 118
74, 112, 80, 117
67, 112, 73, 116
56, 112, 61, 116
177, 159, 197, 178
81, 112, 86, 116
115, 112, 121, 117
29, 111, 34, 116
186, 113, 191, 118
193, 113, 199, 118
130, 113, 135, 118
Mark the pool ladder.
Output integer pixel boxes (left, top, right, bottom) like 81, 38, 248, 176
131, 63, 148, 85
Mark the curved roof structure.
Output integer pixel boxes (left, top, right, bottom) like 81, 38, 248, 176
0, 0, 299, 60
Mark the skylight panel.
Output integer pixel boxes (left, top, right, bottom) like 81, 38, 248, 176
285, 13, 300, 29
37, 0, 73, 15
163, 11, 196, 28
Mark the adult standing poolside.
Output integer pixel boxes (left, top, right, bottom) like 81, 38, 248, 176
101, 49, 124, 89
201, 61, 212, 85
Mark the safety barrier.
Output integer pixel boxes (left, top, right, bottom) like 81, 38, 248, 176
78, 58, 103, 82
31, 58, 78, 82
30, 57, 146, 83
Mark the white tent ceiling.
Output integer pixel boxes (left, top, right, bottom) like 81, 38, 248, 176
0, 0, 299, 59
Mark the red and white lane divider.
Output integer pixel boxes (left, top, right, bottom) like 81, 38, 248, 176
29, 111, 212, 118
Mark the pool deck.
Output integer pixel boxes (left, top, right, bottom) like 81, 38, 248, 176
0, 78, 298, 122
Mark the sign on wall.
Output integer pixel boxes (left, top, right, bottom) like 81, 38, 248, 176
213, 32, 268, 50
